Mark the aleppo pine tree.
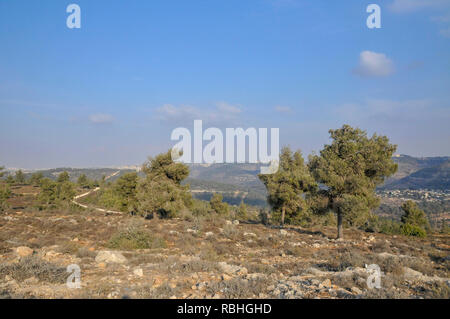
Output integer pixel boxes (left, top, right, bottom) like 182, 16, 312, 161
258, 146, 316, 226
136, 150, 192, 219
308, 125, 397, 239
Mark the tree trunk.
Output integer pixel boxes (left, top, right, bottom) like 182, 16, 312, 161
337, 211, 343, 239
281, 206, 286, 227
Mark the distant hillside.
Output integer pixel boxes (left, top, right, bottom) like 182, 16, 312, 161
188, 163, 265, 190
385, 155, 449, 181
183, 177, 268, 207
23, 168, 138, 183
382, 160, 450, 190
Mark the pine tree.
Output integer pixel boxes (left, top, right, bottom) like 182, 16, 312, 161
57, 171, 70, 183
137, 151, 192, 218
114, 172, 138, 213
30, 172, 44, 186
77, 174, 90, 188
258, 147, 316, 226
309, 125, 397, 239
15, 170, 26, 184
237, 201, 248, 220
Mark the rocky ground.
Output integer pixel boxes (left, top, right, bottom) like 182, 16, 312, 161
0, 206, 449, 299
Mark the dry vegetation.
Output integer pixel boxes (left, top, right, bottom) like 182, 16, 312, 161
0, 186, 448, 299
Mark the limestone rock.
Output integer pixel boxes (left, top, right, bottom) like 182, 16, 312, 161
95, 251, 127, 264
15, 246, 33, 257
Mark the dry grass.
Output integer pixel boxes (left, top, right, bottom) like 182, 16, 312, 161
0, 256, 67, 284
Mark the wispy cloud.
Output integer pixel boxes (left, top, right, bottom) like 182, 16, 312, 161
156, 102, 242, 126
353, 51, 395, 78
274, 105, 292, 114
88, 113, 114, 124
389, 0, 450, 13
216, 101, 242, 114
335, 98, 449, 124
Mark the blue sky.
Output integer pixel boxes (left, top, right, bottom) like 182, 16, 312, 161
1, 0, 449, 169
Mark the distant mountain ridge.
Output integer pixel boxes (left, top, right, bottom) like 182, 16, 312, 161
7, 154, 449, 193
381, 157, 450, 190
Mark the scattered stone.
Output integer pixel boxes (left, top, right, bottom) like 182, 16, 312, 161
205, 232, 214, 238
95, 251, 127, 264
246, 273, 265, 280
351, 287, 362, 295
306, 267, 328, 276
187, 229, 198, 234
97, 262, 107, 269
218, 262, 248, 276
402, 267, 425, 281
280, 229, 288, 236
221, 274, 233, 281
232, 220, 239, 225
15, 246, 33, 257
133, 268, 144, 277
320, 279, 332, 288
244, 232, 257, 237
45, 251, 61, 259
23, 277, 39, 285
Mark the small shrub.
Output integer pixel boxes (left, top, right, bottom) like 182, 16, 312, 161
401, 224, 426, 238
76, 247, 96, 259
0, 256, 67, 283
206, 277, 272, 298
108, 227, 166, 250
222, 224, 240, 240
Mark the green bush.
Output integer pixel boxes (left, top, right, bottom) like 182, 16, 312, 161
210, 193, 229, 216
192, 199, 211, 217
401, 223, 426, 238
0, 183, 11, 212
108, 227, 167, 250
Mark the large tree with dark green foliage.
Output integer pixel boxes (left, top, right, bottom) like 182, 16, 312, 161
37, 177, 75, 208
308, 125, 398, 239
114, 172, 138, 213
258, 147, 316, 226
136, 151, 192, 218
57, 171, 70, 183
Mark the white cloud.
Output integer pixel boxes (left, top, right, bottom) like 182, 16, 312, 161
216, 101, 242, 114
88, 113, 114, 124
389, 0, 450, 13
274, 105, 292, 114
156, 102, 242, 125
353, 51, 395, 78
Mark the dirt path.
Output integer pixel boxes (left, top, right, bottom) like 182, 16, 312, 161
71, 171, 122, 215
